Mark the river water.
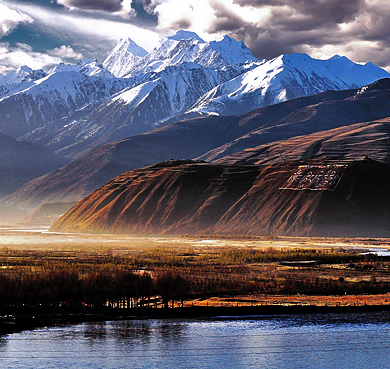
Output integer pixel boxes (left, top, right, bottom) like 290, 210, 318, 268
1, 312, 390, 368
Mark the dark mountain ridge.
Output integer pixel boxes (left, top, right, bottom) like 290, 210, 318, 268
0, 132, 68, 199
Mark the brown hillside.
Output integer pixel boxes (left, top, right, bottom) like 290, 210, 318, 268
216, 118, 390, 166
51, 159, 390, 238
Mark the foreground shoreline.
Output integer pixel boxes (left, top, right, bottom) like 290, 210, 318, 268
2, 303, 390, 336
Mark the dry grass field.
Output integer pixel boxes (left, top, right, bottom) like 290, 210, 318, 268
1, 226, 390, 309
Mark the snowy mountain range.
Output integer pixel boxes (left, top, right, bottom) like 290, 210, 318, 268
0, 30, 389, 159
103, 32, 260, 79
187, 53, 389, 116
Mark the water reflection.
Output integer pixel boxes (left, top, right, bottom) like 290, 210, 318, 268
83, 321, 107, 342
2, 314, 390, 368
0, 337, 8, 353
112, 320, 152, 344
158, 322, 184, 340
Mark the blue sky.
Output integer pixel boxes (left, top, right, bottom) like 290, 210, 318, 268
1, 0, 390, 74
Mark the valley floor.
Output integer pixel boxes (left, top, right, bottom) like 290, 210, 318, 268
1, 226, 390, 313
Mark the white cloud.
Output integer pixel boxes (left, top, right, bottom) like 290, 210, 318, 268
0, 3, 33, 38
49, 45, 84, 59
113, 0, 136, 19
155, 0, 214, 34
0, 43, 62, 75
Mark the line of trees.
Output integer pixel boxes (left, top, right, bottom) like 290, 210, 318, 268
0, 271, 189, 310
1, 268, 390, 310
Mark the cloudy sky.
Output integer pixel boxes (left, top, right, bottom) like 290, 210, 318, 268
1, 0, 389, 74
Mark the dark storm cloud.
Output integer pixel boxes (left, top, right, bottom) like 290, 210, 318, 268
56, 0, 158, 26
363, 8, 390, 42
271, 0, 363, 31
201, 0, 371, 61
139, 0, 156, 13
231, 0, 365, 31
172, 18, 192, 30
207, 1, 246, 33
227, 25, 295, 60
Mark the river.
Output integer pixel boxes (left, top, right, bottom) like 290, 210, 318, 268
1, 312, 390, 368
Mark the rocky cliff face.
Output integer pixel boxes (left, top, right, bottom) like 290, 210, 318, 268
51, 159, 390, 238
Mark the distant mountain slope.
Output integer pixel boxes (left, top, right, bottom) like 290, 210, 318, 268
26, 63, 224, 158
50, 159, 390, 238
2, 115, 245, 210
216, 118, 390, 166
47, 59, 116, 78
198, 79, 390, 162
0, 69, 130, 138
0, 132, 68, 199
5, 79, 390, 211
22, 201, 77, 226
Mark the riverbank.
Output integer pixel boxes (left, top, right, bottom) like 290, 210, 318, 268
2, 301, 390, 336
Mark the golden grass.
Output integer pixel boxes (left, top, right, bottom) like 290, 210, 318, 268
2, 227, 390, 308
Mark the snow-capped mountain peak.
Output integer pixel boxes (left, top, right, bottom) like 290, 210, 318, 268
187, 51, 390, 117
104, 32, 263, 78
324, 54, 389, 87
208, 34, 259, 66
103, 37, 148, 77
0, 65, 46, 86
0, 66, 47, 99
112, 37, 148, 58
